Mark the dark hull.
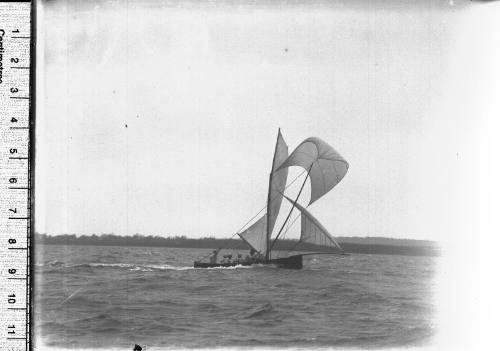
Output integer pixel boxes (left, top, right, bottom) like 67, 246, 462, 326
268, 254, 303, 269
193, 255, 303, 270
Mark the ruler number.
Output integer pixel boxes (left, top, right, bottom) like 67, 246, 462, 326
10, 87, 18, 94
11, 117, 18, 123
8, 294, 16, 304
8, 268, 17, 275
9, 177, 17, 184
8, 238, 16, 244
7, 325, 15, 335
11, 57, 19, 63
9, 208, 17, 213
12, 29, 19, 34
10, 148, 17, 154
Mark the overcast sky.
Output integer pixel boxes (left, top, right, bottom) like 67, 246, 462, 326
36, 0, 497, 242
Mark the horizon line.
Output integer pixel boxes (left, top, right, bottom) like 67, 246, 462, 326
34, 232, 438, 242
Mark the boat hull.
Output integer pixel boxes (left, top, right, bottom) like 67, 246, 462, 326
268, 254, 303, 269
193, 255, 303, 270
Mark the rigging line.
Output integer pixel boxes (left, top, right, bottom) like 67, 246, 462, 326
269, 164, 312, 252
275, 214, 299, 257
285, 169, 307, 189
284, 212, 301, 237
279, 213, 301, 255
234, 168, 307, 235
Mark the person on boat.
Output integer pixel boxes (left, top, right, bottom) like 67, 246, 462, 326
244, 249, 255, 262
247, 248, 262, 263
222, 254, 233, 264
209, 248, 221, 264
236, 253, 243, 263
253, 251, 264, 262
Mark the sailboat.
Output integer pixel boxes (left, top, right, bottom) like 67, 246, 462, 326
193, 129, 349, 269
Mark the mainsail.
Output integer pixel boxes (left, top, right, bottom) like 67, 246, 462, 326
238, 130, 289, 254
277, 137, 348, 205
283, 195, 343, 252
266, 130, 289, 257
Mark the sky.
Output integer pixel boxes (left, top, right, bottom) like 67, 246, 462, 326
35, 0, 496, 242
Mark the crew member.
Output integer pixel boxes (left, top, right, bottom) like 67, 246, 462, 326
209, 248, 221, 264
236, 253, 243, 263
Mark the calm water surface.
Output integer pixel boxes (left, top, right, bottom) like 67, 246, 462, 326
35, 245, 435, 349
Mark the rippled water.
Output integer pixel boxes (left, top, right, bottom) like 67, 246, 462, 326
34, 245, 435, 349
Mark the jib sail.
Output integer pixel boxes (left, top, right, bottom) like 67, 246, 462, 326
283, 194, 344, 252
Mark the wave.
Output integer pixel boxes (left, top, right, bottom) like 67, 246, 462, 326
39, 261, 266, 273
37, 260, 65, 267
90, 262, 263, 271
89, 263, 133, 268
243, 302, 273, 319
137, 263, 255, 271
273, 282, 293, 288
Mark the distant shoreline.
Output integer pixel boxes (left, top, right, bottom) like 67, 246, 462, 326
35, 234, 439, 257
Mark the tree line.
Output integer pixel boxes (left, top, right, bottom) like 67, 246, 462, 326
35, 233, 439, 257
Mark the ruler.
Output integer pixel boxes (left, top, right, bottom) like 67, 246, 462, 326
0, 1, 33, 351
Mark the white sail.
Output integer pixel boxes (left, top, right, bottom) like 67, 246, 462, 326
239, 130, 289, 255
283, 195, 343, 252
277, 137, 348, 205
238, 215, 267, 253
267, 130, 289, 239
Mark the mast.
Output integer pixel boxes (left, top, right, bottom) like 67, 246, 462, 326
269, 163, 313, 254
265, 128, 282, 260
